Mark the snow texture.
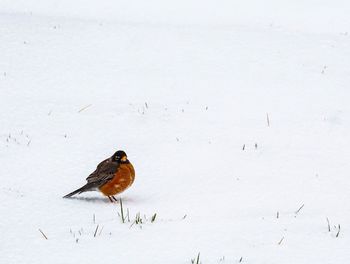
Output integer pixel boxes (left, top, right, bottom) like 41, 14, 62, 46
1, 1, 350, 263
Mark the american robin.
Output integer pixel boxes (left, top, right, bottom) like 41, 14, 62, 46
63, 150, 135, 202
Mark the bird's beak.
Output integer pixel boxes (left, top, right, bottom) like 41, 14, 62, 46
121, 156, 127, 162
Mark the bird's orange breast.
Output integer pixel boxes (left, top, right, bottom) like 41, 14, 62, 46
99, 163, 135, 196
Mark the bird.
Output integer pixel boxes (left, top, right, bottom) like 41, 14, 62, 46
63, 150, 135, 203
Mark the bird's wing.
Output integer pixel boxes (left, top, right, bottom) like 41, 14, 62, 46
86, 160, 120, 188
86, 157, 112, 182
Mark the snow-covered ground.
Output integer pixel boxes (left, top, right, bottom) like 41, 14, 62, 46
1, 1, 350, 263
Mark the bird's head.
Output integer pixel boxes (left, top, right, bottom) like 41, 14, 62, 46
112, 150, 128, 163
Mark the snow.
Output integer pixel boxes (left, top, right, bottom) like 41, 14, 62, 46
1, 1, 350, 263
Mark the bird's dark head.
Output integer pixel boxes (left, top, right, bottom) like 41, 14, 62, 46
112, 150, 128, 163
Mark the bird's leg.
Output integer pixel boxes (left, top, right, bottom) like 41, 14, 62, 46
107, 196, 114, 203
111, 196, 118, 202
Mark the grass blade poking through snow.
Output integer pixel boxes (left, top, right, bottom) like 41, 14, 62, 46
295, 204, 305, 214
278, 236, 285, 245
38, 229, 48, 240
151, 213, 157, 223
119, 198, 125, 223
191, 252, 201, 264
326, 217, 331, 232
336, 225, 341, 238
93, 225, 99, 238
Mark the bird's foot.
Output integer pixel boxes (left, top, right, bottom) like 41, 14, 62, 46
108, 196, 114, 203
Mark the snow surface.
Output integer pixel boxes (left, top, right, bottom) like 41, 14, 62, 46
1, 1, 350, 263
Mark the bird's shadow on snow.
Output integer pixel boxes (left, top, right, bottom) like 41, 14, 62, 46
63, 196, 139, 205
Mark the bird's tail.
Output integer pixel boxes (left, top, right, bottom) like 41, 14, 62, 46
63, 184, 92, 198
